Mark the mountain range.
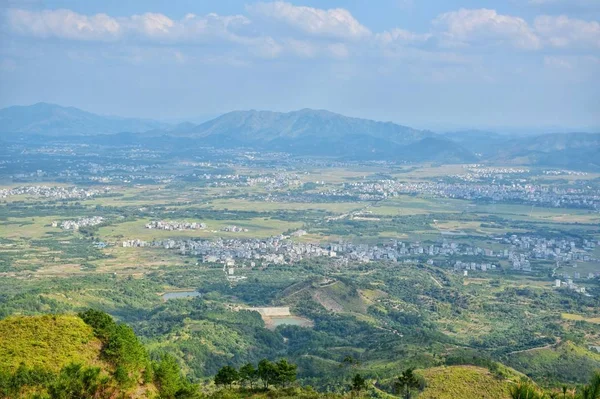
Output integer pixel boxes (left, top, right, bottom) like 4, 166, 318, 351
1, 103, 598, 168
0, 102, 168, 136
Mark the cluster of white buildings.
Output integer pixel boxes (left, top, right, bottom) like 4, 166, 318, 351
555, 278, 588, 294
0, 185, 111, 200
191, 172, 301, 190
325, 180, 600, 210
52, 216, 104, 230
451, 166, 530, 182
543, 170, 588, 176
500, 235, 598, 264
454, 261, 498, 272
145, 220, 206, 231
222, 225, 249, 233
117, 232, 599, 274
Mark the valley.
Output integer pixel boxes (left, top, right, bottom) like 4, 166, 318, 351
0, 133, 599, 397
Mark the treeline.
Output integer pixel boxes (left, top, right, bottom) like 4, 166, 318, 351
511, 372, 600, 399
211, 363, 426, 399
214, 359, 297, 389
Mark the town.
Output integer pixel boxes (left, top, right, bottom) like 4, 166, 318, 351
120, 232, 600, 281
145, 220, 206, 231
0, 185, 112, 200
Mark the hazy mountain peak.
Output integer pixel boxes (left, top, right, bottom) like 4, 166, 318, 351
0, 103, 169, 136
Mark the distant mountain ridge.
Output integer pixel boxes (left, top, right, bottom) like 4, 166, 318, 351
0, 102, 168, 136
169, 108, 454, 160
1, 103, 598, 168
183, 108, 431, 143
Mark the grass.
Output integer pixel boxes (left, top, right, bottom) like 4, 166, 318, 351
416, 365, 512, 399
561, 313, 600, 324
205, 198, 363, 214
0, 315, 102, 372
0, 216, 69, 240
506, 341, 600, 384
96, 217, 302, 240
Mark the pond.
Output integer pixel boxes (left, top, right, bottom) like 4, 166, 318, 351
162, 291, 201, 301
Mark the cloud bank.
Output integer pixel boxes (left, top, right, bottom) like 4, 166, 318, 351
5, 2, 599, 57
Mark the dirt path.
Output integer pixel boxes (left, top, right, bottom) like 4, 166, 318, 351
505, 339, 560, 356
429, 274, 443, 288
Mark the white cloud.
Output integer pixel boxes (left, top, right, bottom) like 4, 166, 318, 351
7, 8, 121, 41
171, 13, 252, 43
5, 3, 599, 68
534, 15, 600, 48
6, 8, 252, 44
250, 36, 283, 58
247, 1, 371, 40
127, 13, 175, 38
433, 8, 541, 50
376, 28, 431, 46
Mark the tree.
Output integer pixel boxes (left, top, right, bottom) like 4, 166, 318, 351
351, 373, 367, 394
509, 381, 545, 399
257, 359, 278, 389
342, 356, 359, 368
275, 359, 297, 388
104, 323, 148, 386
578, 372, 600, 399
154, 354, 183, 399
48, 364, 111, 399
78, 309, 116, 341
79, 309, 149, 387
239, 363, 258, 390
395, 368, 422, 399
214, 366, 239, 389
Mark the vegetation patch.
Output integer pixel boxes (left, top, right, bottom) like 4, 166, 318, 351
0, 315, 100, 372
416, 365, 512, 399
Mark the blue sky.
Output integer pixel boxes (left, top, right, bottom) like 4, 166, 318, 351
0, 0, 599, 131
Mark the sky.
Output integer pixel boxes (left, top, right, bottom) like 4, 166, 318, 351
0, 0, 599, 131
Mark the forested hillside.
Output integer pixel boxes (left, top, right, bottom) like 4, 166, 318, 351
1, 311, 599, 399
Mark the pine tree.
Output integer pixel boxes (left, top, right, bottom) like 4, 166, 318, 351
257, 359, 278, 389
154, 354, 183, 399
214, 366, 239, 389
275, 359, 297, 388
239, 363, 258, 390
395, 368, 421, 399
351, 373, 367, 393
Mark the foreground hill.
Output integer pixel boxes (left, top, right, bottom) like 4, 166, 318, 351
0, 312, 160, 398
1, 312, 598, 398
416, 366, 511, 399
0, 315, 101, 372
506, 340, 600, 385
0, 103, 167, 136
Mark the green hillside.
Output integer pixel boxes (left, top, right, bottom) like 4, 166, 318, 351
0, 315, 101, 372
0, 312, 163, 398
506, 341, 600, 384
417, 366, 512, 399
1, 312, 599, 399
